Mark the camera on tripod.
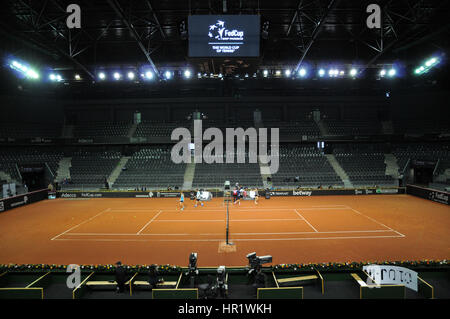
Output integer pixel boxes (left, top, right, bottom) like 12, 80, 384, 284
246, 252, 272, 269
211, 265, 227, 298
186, 252, 199, 287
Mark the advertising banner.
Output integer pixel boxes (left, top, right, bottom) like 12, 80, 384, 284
363, 264, 418, 291
407, 184, 449, 205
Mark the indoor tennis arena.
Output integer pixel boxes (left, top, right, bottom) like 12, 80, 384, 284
0, 0, 449, 305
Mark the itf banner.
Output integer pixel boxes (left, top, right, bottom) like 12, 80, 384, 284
363, 264, 418, 291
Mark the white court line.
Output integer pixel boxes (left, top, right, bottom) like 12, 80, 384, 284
294, 209, 319, 232
64, 229, 397, 236
294, 207, 348, 210
112, 208, 298, 211
52, 234, 405, 242
50, 208, 111, 241
109, 207, 348, 212
151, 219, 304, 223
160, 235, 405, 242
136, 210, 162, 235
155, 219, 225, 222
344, 205, 406, 237
312, 205, 345, 209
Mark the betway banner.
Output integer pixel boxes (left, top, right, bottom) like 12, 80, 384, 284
263, 188, 404, 197
407, 184, 449, 205
0, 189, 48, 213
363, 264, 418, 291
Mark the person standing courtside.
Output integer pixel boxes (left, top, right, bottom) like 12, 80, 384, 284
115, 261, 127, 293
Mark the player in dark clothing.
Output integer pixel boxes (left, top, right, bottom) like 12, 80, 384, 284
148, 265, 160, 289
115, 261, 127, 293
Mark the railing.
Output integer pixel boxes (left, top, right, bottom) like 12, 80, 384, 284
402, 158, 411, 175
45, 162, 54, 179
433, 159, 440, 176
14, 163, 22, 183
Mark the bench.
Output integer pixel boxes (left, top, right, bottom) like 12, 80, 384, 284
276, 274, 318, 287
133, 280, 177, 289
85, 280, 117, 287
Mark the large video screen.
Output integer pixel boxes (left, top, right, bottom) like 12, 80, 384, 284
188, 15, 260, 57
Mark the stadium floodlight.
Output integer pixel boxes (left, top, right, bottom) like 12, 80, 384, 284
284, 69, 291, 77
184, 69, 192, 79
425, 58, 438, 67
318, 69, 325, 77
50, 73, 62, 81
145, 71, 154, 80
9, 60, 39, 79
380, 69, 386, 77
329, 69, 339, 77
113, 72, 121, 80
415, 57, 439, 75
263, 70, 268, 77
28, 70, 39, 79
164, 70, 172, 79
388, 69, 396, 77
350, 68, 358, 77
127, 71, 135, 80
98, 72, 106, 80
298, 68, 306, 77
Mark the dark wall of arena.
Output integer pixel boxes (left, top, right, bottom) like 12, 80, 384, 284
63, 95, 392, 123
61, 90, 448, 124
2, 90, 447, 125
0, 95, 64, 124
390, 91, 449, 120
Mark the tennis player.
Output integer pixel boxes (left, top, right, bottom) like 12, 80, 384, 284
194, 189, 204, 207
236, 187, 243, 206
254, 188, 259, 205
178, 192, 185, 211
232, 187, 238, 204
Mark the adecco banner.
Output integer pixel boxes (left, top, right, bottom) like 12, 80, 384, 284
407, 184, 449, 205
58, 191, 225, 199
0, 189, 48, 213
363, 264, 418, 291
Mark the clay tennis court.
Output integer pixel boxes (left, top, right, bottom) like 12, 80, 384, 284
0, 194, 449, 267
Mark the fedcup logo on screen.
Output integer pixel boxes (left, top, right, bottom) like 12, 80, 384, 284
208, 20, 245, 54
208, 20, 244, 41
171, 120, 279, 175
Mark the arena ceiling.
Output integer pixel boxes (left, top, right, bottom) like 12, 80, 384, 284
0, 0, 449, 79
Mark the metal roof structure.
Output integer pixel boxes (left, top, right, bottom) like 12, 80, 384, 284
0, 0, 449, 79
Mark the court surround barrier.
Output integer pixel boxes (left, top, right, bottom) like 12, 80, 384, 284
0, 189, 48, 213
56, 187, 406, 199
406, 184, 449, 205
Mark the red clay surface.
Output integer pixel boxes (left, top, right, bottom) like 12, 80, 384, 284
0, 195, 449, 267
